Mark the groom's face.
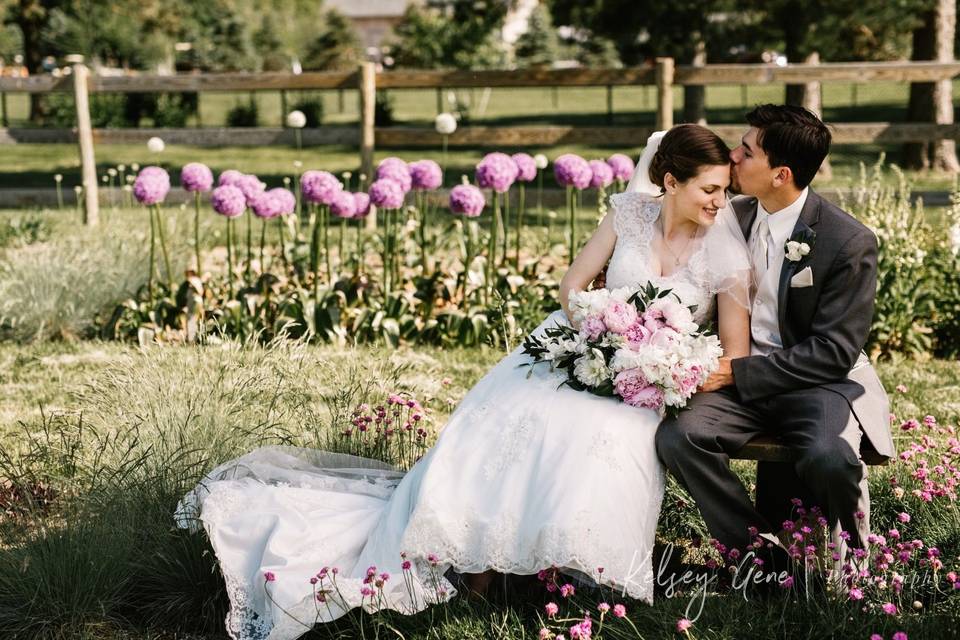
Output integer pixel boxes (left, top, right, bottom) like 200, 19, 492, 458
729, 127, 773, 197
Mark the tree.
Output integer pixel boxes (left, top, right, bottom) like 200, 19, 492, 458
514, 2, 559, 68
301, 9, 359, 71
389, 2, 508, 70
904, 0, 959, 172
253, 14, 286, 71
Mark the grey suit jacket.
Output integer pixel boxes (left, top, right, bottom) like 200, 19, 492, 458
729, 190, 895, 461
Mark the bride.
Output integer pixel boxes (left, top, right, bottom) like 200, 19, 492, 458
176, 124, 752, 640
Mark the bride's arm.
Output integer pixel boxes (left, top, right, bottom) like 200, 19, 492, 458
559, 212, 617, 322
716, 291, 751, 359
700, 289, 750, 392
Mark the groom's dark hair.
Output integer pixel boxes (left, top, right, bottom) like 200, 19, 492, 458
746, 104, 831, 189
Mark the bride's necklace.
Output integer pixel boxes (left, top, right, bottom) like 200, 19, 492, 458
659, 219, 696, 267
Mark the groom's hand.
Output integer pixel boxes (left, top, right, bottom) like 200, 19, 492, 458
700, 357, 734, 393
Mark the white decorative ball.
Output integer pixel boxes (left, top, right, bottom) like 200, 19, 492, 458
534, 153, 549, 169
286, 110, 307, 129
147, 137, 165, 153
435, 112, 457, 135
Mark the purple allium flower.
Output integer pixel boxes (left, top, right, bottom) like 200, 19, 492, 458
330, 190, 357, 218
353, 192, 372, 217
607, 153, 635, 182
475, 152, 519, 193
449, 184, 485, 217
251, 191, 281, 219
181, 162, 213, 192
211, 185, 247, 218
589, 159, 614, 188
218, 169, 244, 187
270, 188, 296, 215
133, 166, 170, 205
554, 154, 592, 190
368, 179, 405, 209
409, 159, 443, 190
376, 157, 412, 193
511, 153, 537, 182
234, 174, 266, 206
301, 170, 343, 205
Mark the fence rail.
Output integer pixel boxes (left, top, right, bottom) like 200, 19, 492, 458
0, 58, 956, 223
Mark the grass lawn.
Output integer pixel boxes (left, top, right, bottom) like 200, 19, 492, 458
0, 339, 958, 639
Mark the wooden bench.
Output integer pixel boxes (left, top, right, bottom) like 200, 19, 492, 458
734, 434, 889, 466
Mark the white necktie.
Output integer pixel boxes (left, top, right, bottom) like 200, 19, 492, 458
752, 214, 770, 283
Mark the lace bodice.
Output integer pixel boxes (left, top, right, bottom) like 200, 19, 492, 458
607, 192, 715, 326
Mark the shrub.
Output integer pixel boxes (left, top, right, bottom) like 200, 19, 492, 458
226, 97, 259, 127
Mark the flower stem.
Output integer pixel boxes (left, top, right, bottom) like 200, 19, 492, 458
567, 186, 576, 261
277, 215, 287, 269
154, 205, 173, 291
338, 215, 346, 272
147, 205, 156, 299
194, 191, 202, 275
501, 189, 510, 266
259, 218, 267, 273
516, 183, 524, 269
322, 205, 332, 281
226, 217, 234, 299
245, 211, 253, 280
487, 192, 499, 304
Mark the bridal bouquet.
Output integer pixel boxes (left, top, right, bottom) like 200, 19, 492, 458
521, 284, 723, 415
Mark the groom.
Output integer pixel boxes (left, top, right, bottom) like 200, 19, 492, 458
655, 104, 895, 559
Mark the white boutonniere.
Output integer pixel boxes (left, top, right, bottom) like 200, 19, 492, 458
784, 240, 811, 262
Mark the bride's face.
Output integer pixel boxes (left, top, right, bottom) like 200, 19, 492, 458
664, 164, 730, 227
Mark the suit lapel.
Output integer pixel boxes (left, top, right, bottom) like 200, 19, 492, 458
730, 196, 758, 241
777, 191, 822, 337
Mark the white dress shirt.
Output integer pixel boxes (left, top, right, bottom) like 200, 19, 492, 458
749, 188, 809, 356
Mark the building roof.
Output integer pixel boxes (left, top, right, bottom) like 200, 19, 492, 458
326, 0, 414, 18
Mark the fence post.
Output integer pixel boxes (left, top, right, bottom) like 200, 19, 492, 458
359, 61, 376, 230
655, 57, 674, 131
70, 56, 99, 226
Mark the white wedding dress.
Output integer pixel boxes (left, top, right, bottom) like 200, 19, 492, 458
176, 191, 739, 640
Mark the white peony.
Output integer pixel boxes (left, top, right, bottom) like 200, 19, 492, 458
569, 289, 611, 324
573, 348, 611, 387
435, 112, 458, 135
146, 136, 165, 153
785, 240, 810, 261
286, 110, 307, 128
534, 153, 549, 169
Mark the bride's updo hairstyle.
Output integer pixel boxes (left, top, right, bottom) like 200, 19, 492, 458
647, 124, 731, 193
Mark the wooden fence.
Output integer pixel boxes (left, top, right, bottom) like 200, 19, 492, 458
2, 58, 958, 223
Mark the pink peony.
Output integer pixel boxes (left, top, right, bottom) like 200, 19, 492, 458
607, 153, 635, 182
580, 315, 606, 341
612, 604, 626, 618
623, 321, 651, 348
676, 618, 693, 633
589, 159, 614, 189
848, 587, 863, 600
892, 633, 908, 640
264, 571, 276, 582
369, 178, 405, 209
554, 154, 592, 190
882, 602, 898, 615
614, 369, 662, 410
211, 185, 246, 218
476, 152, 519, 193
409, 159, 443, 190
545, 602, 559, 618
133, 166, 170, 205
602, 299, 639, 334
180, 162, 214, 192
512, 152, 537, 182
